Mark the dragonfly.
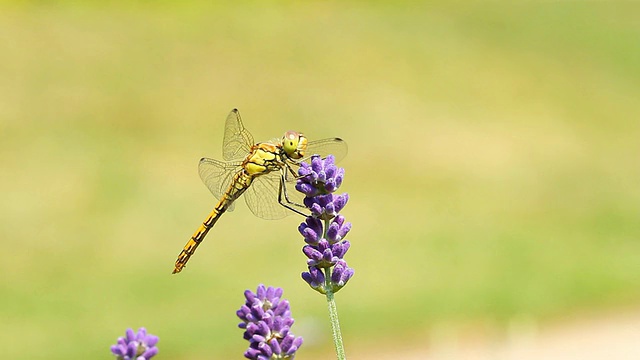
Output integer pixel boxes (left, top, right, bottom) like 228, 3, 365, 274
172, 109, 347, 274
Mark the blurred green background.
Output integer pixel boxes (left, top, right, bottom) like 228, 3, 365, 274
1, 1, 639, 359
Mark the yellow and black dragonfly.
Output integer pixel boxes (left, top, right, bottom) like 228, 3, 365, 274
173, 109, 347, 274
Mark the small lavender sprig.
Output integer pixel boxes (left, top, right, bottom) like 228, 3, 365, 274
110, 327, 159, 360
296, 154, 353, 360
237, 284, 304, 359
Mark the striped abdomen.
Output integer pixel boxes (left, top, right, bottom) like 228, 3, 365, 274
172, 171, 253, 274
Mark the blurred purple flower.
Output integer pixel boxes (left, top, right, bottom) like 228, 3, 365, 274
110, 327, 158, 360
297, 155, 354, 294
237, 284, 303, 359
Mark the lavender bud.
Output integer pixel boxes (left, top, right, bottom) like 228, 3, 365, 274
302, 266, 326, 293
331, 260, 354, 292
332, 241, 350, 259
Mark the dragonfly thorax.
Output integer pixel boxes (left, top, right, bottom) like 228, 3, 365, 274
243, 143, 286, 176
282, 131, 308, 160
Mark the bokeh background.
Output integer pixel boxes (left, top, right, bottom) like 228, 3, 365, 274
1, 2, 639, 359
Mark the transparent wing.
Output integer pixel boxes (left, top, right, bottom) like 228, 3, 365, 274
198, 157, 243, 212
243, 172, 291, 220
304, 137, 348, 163
223, 109, 255, 161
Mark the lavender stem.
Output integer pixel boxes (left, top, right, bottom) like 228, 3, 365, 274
325, 267, 346, 360
322, 217, 346, 360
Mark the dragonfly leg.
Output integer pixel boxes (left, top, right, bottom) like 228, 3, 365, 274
281, 169, 309, 209
286, 162, 308, 180
278, 174, 307, 216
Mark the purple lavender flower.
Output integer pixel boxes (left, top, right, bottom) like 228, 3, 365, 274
110, 327, 158, 360
296, 155, 349, 220
297, 155, 354, 294
237, 284, 303, 359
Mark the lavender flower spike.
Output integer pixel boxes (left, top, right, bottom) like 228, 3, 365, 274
297, 155, 354, 294
110, 327, 159, 360
237, 284, 303, 359
297, 154, 351, 359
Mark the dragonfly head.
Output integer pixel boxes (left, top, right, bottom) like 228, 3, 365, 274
282, 131, 308, 159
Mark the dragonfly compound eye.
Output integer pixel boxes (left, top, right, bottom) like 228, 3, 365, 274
283, 131, 306, 159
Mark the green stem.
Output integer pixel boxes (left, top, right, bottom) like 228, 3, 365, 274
323, 218, 346, 360
324, 267, 346, 360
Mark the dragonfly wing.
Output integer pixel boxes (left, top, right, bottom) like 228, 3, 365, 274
223, 109, 255, 161
304, 137, 348, 163
198, 157, 243, 212
243, 172, 290, 220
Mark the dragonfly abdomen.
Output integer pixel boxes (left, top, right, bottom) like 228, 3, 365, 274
172, 171, 254, 274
